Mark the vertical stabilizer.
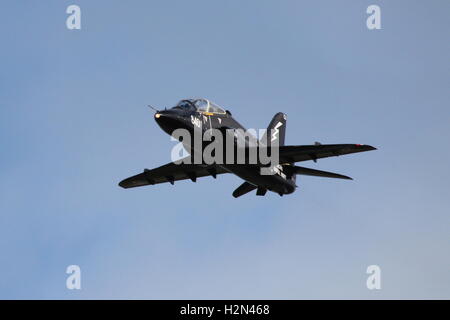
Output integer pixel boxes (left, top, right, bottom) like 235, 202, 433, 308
259, 112, 286, 147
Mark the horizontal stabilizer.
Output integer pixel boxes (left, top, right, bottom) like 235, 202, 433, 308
232, 181, 257, 198
285, 165, 352, 180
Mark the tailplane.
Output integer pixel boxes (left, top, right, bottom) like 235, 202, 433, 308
283, 165, 352, 180
232, 182, 257, 198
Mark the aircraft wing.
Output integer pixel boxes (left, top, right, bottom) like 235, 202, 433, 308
119, 157, 229, 188
279, 144, 376, 163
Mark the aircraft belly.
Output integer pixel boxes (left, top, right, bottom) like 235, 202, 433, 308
219, 164, 294, 194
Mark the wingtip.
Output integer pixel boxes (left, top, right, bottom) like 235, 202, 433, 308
355, 144, 377, 150
118, 180, 127, 188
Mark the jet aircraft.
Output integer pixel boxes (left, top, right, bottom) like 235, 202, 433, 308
119, 98, 376, 197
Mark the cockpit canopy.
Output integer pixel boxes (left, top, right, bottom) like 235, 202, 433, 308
173, 98, 226, 114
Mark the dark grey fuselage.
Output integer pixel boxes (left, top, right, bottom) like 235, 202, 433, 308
154, 103, 296, 195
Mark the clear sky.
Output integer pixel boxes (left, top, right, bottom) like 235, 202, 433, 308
0, 0, 449, 299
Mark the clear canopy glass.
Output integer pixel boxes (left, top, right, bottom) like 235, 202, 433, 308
193, 99, 226, 114
173, 100, 193, 109
173, 98, 226, 114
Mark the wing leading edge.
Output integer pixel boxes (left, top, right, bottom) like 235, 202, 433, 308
278, 144, 376, 163
119, 157, 228, 189
119, 144, 375, 189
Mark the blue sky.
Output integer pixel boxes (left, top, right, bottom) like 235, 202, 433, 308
0, 0, 449, 299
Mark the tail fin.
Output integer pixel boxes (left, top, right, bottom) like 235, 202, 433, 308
260, 112, 286, 147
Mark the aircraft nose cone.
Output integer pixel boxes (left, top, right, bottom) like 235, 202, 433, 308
154, 110, 184, 135
154, 110, 167, 122
154, 110, 171, 119
154, 110, 178, 123
154, 109, 175, 119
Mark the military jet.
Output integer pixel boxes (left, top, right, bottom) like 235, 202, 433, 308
119, 98, 376, 197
